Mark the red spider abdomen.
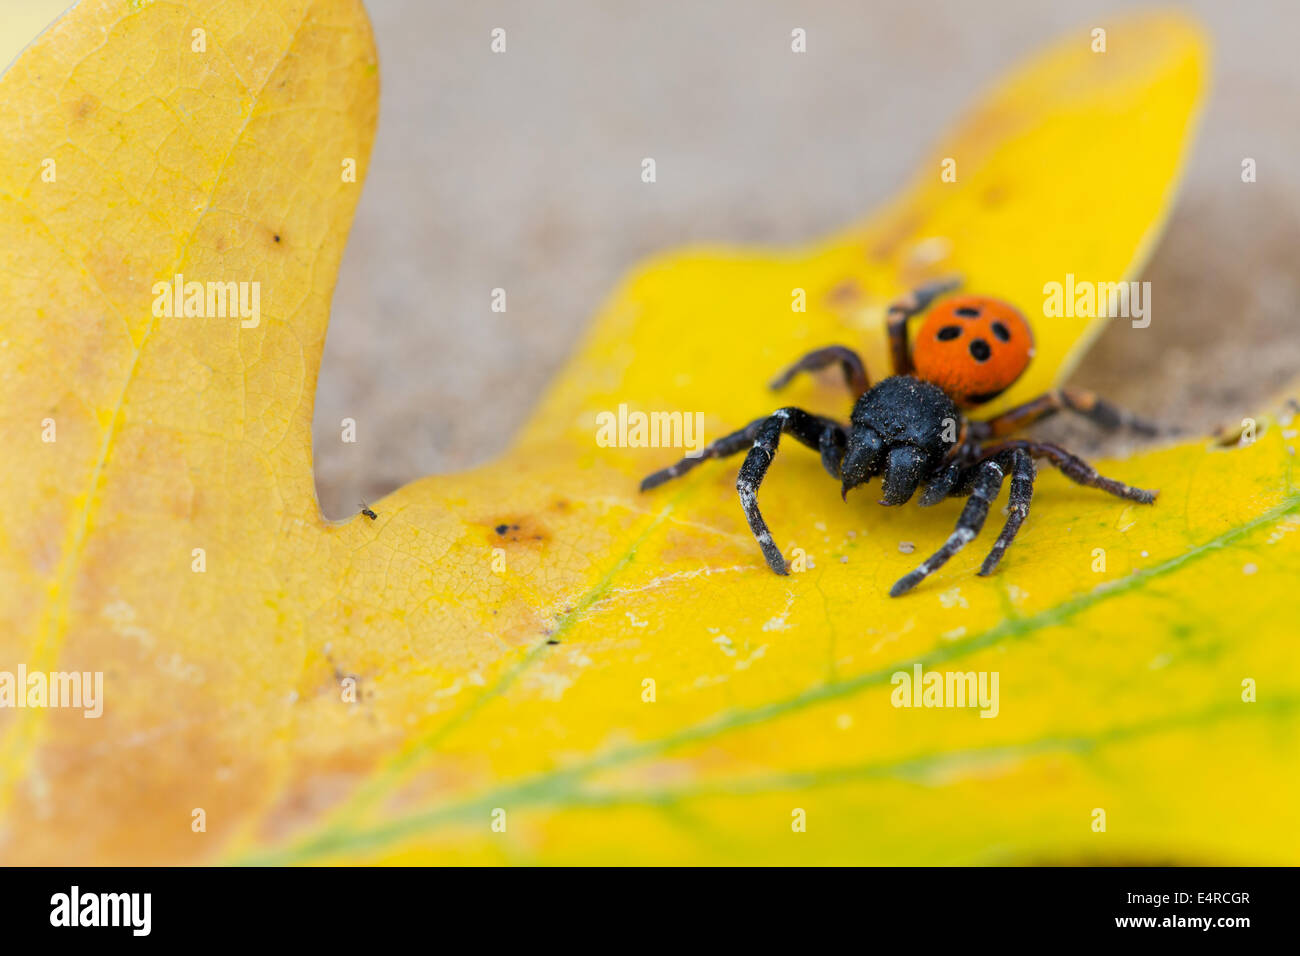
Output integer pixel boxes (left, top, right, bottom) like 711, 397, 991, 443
912, 295, 1035, 406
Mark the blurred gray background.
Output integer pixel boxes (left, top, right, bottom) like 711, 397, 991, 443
316, 0, 1300, 516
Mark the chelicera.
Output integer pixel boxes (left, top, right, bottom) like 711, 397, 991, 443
640, 279, 1159, 596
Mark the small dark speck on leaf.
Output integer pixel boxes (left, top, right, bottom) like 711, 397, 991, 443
487, 517, 547, 546
546, 639, 560, 645
273, 234, 281, 243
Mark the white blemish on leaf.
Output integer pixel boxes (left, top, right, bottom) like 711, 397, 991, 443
1267, 514, 1300, 544
735, 645, 768, 670
939, 588, 968, 609
529, 672, 574, 701
762, 591, 796, 632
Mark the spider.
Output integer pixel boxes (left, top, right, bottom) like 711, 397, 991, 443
639, 278, 1160, 596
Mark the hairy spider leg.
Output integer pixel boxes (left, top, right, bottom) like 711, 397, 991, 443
970, 388, 1162, 440
890, 450, 1015, 596
977, 447, 1035, 576
735, 408, 848, 574
886, 276, 963, 375
981, 439, 1158, 504
918, 456, 968, 506
639, 407, 846, 493
769, 345, 870, 397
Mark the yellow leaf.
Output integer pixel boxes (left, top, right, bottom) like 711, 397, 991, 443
4, 4, 1293, 866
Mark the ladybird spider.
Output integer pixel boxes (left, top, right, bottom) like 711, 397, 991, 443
639, 278, 1161, 596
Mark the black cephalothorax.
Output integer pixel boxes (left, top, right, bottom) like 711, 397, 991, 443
640, 279, 1159, 596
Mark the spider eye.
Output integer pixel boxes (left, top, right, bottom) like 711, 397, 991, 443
936, 325, 962, 341
969, 339, 992, 362
991, 321, 1011, 342
954, 306, 981, 317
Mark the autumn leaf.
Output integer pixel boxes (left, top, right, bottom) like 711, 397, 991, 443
2, 2, 1294, 866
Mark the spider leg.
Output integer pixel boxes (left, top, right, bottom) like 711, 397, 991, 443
977, 448, 1035, 576
640, 408, 845, 492
919, 457, 966, 506
890, 452, 1011, 596
969, 387, 1162, 440
639, 419, 762, 491
886, 276, 963, 375
734, 408, 848, 574
817, 422, 848, 481
769, 345, 870, 397
983, 439, 1157, 503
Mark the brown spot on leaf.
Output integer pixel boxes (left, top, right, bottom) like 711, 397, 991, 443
826, 279, 863, 308
982, 183, 1010, 207
72, 93, 97, 121
486, 515, 550, 546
